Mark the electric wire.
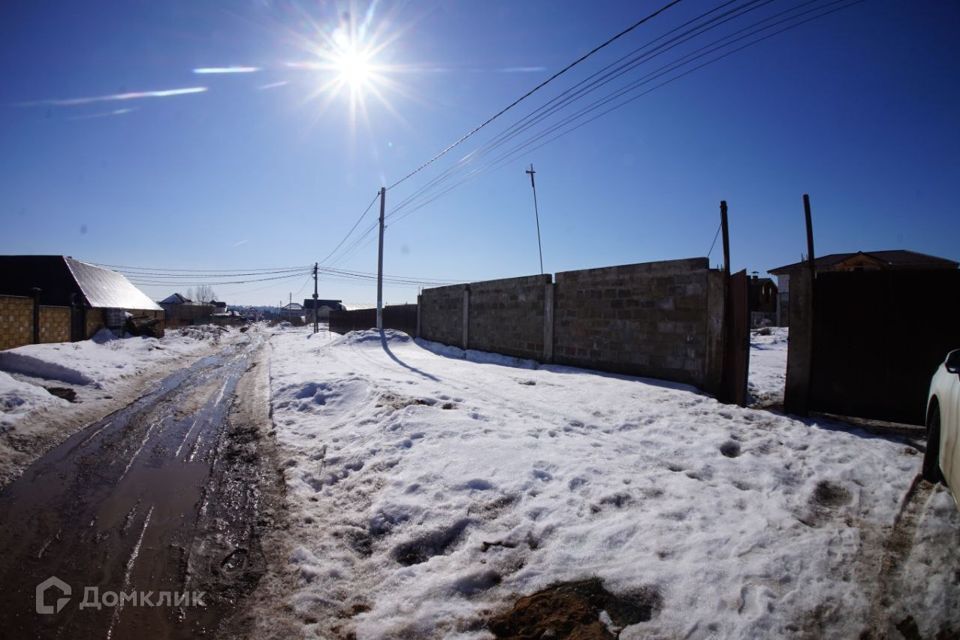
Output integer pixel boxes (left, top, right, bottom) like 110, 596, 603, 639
385, 0, 685, 191
318, 191, 382, 266
387, 0, 841, 222
127, 271, 313, 287
95, 263, 309, 274
388, 0, 771, 217
385, 0, 866, 225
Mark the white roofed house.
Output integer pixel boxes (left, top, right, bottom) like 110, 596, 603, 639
280, 302, 305, 324
0, 255, 164, 349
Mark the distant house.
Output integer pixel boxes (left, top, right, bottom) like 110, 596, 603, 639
160, 292, 192, 305
159, 292, 216, 328
0, 255, 164, 348
303, 298, 345, 322
769, 250, 959, 325
747, 275, 778, 327
281, 302, 304, 323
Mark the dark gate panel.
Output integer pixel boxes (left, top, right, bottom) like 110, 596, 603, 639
809, 270, 960, 425
720, 269, 750, 406
328, 305, 418, 336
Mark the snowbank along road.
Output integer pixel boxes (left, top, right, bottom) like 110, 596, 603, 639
0, 330, 275, 639
261, 327, 960, 640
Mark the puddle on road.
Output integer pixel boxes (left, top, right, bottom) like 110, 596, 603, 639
0, 340, 268, 639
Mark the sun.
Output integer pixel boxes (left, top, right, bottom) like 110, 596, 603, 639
333, 44, 374, 92
287, 8, 408, 132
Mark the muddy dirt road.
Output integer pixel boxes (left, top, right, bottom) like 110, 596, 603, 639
0, 332, 274, 639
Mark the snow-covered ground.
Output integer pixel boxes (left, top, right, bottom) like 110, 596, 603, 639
266, 326, 960, 639
0, 326, 231, 486
747, 327, 788, 406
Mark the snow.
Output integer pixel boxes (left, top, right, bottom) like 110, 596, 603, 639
267, 326, 960, 639
0, 327, 221, 390
748, 327, 788, 406
0, 371, 67, 426
0, 325, 231, 486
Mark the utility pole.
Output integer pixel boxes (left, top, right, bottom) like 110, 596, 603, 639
376, 186, 386, 331
803, 194, 816, 277
720, 200, 730, 279
525, 164, 544, 275
312, 262, 319, 334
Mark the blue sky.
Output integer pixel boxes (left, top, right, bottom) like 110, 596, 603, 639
1, 0, 958, 306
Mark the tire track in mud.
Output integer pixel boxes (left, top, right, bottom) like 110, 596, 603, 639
0, 331, 275, 639
860, 473, 935, 639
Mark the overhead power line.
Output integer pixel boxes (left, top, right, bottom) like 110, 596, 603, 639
384, 0, 868, 226
318, 191, 382, 266
128, 271, 312, 287
387, 0, 761, 217
385, 0, 685, 191
96, 263, 309, 274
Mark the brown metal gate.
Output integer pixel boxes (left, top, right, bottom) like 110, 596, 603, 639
720, 269, 750, 406
789, 269, 960, 424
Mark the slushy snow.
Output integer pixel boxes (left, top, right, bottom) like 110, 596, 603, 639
0, 326, 229, 486
267, 326, 959, 639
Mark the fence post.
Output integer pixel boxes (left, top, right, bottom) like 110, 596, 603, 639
784, 270, 813, 415
416, 295, 422, 338
462, 286, 470, 350
785, 195, 816, 416
31, 287, 41, 344
543, 280, 554, 363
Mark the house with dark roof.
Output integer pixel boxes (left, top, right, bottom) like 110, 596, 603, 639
160, 292, 192, 305
768, 250, 959, 325
303, 298, 345, 322
0, 255, 164, 348
158, 292, 216, 328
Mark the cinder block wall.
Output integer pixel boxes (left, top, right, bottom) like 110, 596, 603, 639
0, 295, 34, 350
85, 309, 105, 338
418, 257, 725, 390
468, 275, 550, 360
554, 258, 718, 387
39, 306, 71, 343
419, 284, 466, 347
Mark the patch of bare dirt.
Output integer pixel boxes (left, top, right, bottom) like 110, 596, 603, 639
488, 578, 662, 639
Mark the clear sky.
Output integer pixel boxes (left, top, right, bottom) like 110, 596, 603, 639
2, 0, 958, 307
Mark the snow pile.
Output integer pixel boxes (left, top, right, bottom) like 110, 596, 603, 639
0, 330, 219, 420
0, 371, 67, 428
748, 327, 788, 406
268, 327, 959, 639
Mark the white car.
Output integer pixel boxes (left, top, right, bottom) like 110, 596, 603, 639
925, 349, 960, 504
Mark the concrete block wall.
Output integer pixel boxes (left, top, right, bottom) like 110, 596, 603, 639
553, 258, 717, 387
0, 295, 34, 350
418, 257, 725, 391
419, 284, 467, 347
39, 306, 71, 343
85, 309, 105, 338
468, 275, 550, 360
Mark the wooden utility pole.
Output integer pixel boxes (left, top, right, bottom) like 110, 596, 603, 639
376, 187, 386, 331
720, 200, 730, 278
803, 193, 816, 275
525, 164, 544, 275
312, 262, 319, 334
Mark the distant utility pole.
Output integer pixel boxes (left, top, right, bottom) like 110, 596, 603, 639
525, 163, 544, 275
376, 186, 386, 331
312, 262, 319, 334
